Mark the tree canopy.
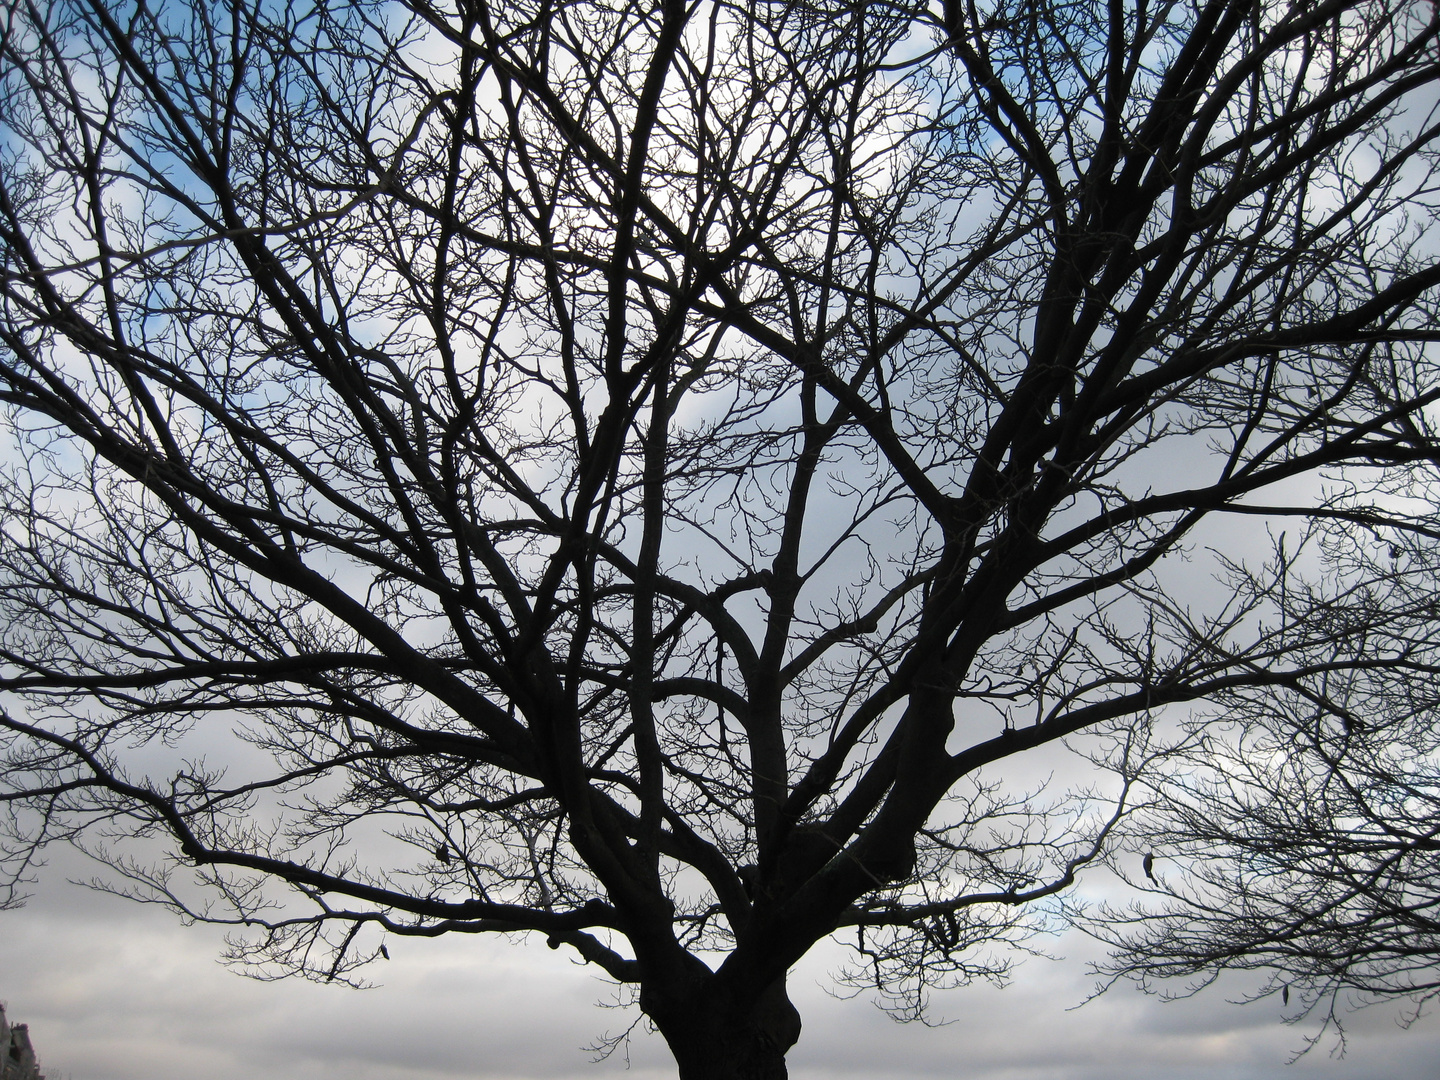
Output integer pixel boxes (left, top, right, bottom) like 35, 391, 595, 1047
2, 0, 1440, 1076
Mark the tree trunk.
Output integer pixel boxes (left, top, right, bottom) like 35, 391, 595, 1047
654, 977, 802, 1080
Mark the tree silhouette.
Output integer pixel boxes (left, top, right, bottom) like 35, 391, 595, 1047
1, 0, 1439, 1076
1087, 549, 1440, 1051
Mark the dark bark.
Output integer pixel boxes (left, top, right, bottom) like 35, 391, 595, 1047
651, 978, 802, 1080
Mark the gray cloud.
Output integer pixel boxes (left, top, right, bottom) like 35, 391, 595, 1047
3, 853, 1435, 1080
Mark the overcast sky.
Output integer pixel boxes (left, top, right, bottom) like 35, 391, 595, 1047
3, 841, 1436, 1080
0, 9, 1436, 1079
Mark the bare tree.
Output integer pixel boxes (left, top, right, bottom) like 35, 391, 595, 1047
2, 0, 1440, 1076
1085, 527, 1440, 1052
